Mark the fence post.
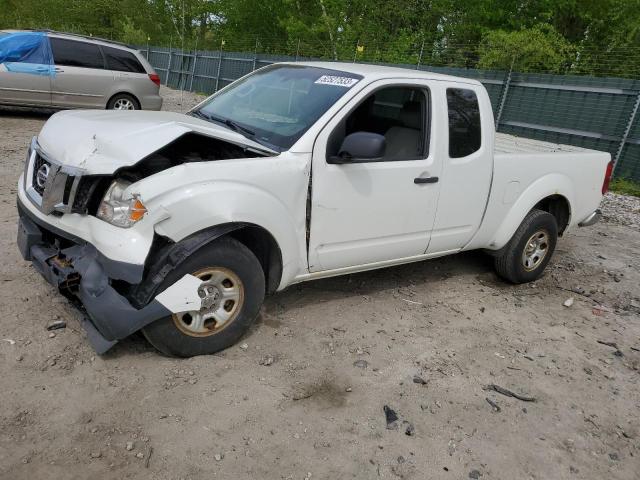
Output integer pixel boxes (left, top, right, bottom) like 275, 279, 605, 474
416, 40, 425, 70
613, 90, 640, 175
495, 57, 515, 128
295, 39, 301, 61
189, 49, 198, 92
215, 42, 224, 92
165, 41, 173, 86
252, 37, 259, 71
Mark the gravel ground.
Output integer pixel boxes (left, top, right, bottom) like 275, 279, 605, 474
1, 87, 639, 480
601, 193, 640, 231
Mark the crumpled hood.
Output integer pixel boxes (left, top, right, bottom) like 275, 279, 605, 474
37, 110, 275, 175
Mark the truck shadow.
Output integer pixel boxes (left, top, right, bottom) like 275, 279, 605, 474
107, 250, 507, 358
262, 249, 505, 315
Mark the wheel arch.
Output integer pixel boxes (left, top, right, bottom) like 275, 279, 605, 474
532, 194, 571, 236
130, 222, 283, 308
487, 173, 575, 250
106, 91, 141, 109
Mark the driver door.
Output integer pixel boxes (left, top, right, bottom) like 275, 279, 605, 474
308, 79, 444, 272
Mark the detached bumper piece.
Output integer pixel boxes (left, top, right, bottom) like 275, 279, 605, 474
578, 209, 601, 227
17, 203, 170, 354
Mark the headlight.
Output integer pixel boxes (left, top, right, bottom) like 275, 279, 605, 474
96, 179, 147, 228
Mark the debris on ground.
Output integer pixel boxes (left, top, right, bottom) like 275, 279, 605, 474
483, 384, 537, 402
597, 340, 624, 357
46, 320, 66, 331
412, 375, 427, 385
259, 355, 274, 366
353, 359, 369, 369
404, 421, 415, 436
485, 397, 501, 412
384, 405, 399, 429
563, 297, 574, 307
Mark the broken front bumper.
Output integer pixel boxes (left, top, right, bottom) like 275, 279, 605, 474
17, 198, 170, 353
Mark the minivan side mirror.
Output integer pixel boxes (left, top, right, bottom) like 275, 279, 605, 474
328, 132, 386, 164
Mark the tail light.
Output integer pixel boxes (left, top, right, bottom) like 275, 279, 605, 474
602, 160, 613, 195
148, 73, 161, 87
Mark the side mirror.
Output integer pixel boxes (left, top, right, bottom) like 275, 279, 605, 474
328, 132, 386, 164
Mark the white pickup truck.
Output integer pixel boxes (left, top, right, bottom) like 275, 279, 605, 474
17, 62, 611, 356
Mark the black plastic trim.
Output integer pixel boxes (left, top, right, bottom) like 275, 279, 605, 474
17, 197, 144, 283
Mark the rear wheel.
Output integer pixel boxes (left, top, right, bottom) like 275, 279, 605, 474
494, 209, 558, 284
107, 93, 140, 110
142, 237, 265, 357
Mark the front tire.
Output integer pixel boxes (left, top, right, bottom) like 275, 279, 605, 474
142, 237, 265, 357
494, 209, 558, 284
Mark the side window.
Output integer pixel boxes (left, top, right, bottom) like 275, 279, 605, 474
447, 88, 481, 158
328, 86, 430, 162
50, 38, 104, 69
103, 46, 146, 73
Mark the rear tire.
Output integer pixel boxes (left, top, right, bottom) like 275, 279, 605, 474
494, 209, 558, 284
142, 236, 265, 357
107, 93, 140, 110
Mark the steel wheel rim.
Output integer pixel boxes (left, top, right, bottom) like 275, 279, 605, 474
521, 230, 549, 271
113, 98, 135, 110
172, 267, 245, 337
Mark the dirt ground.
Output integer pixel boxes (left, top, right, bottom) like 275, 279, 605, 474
1, 87, 639, 480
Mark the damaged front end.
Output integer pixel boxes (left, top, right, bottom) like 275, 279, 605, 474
17, 200, 170, 353
18, 125, 274, 353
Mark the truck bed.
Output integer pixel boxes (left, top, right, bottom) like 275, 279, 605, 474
495, 132, 593, 154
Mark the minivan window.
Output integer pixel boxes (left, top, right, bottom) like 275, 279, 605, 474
50, 37, 105, 69
447, 88, 481, 158
103, 46, 145, 73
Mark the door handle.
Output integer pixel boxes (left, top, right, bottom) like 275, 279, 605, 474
414, 176, 439, 184
54, 67, 64, 73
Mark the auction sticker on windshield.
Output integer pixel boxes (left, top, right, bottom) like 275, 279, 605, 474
314, 75, 360, 87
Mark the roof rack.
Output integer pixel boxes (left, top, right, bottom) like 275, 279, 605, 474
28, 29, 136, 49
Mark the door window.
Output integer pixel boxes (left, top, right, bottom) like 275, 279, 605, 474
328, 86, 429, 161
50, 38, 105, 69
103, 46, 146, 73
446, 88, 481, 158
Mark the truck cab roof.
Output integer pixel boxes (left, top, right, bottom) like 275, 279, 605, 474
285, 61, 483, 87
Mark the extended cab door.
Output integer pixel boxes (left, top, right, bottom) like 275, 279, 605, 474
49, 37, 115, 108
308, 79, 444, 272
426, 85, 494, 253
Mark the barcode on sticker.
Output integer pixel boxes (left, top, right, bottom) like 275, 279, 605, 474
314, 75, 359, 87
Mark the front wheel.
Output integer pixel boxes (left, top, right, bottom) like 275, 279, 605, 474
142, 236, 265, 357
493, 209, 558, 284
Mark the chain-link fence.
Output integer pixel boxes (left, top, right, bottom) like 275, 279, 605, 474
140, 44, 640, 181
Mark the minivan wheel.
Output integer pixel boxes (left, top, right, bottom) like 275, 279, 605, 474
493, 209, 558, 284
107, 93, 140, 110
142, 236, 265, 357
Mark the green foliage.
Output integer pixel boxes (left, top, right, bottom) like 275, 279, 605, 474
478, 25, 575, 73
609, 177, 640, 198
0, 0, 638, 77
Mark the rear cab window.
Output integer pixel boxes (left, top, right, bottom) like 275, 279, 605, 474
102, 46, 146, 73
50, 37, 104, 69
446, 88, 481, 158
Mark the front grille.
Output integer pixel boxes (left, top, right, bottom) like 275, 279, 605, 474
31, 153, 50, 196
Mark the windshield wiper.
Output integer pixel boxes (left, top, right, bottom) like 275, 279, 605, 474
190, 111, 255, 137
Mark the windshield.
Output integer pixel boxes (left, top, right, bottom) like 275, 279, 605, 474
193, 65, 363, 151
